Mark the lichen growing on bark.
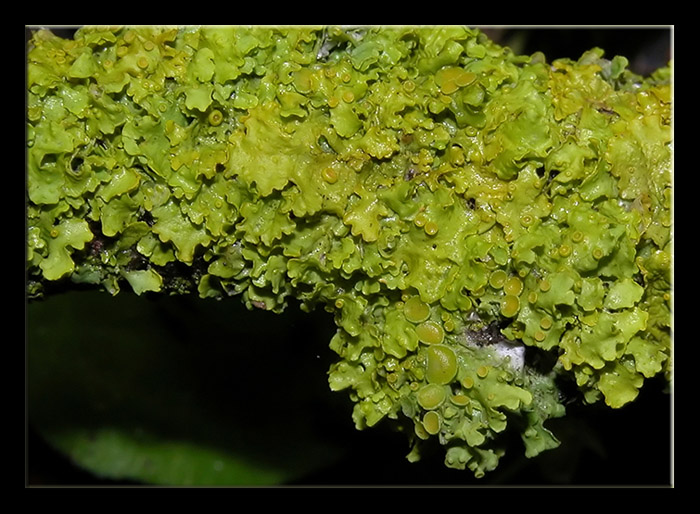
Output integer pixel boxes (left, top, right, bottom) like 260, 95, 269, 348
26, 26, 672, 478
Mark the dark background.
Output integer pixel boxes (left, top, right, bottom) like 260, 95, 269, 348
26, 26, 673, 487
481, 26, 671, 76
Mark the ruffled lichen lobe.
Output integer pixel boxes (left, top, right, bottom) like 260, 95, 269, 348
26, 26, 672, 478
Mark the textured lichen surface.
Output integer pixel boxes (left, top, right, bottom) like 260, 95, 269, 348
26, 26, 672, 479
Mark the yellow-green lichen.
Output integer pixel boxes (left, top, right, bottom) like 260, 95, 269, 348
27, 26, 672, 479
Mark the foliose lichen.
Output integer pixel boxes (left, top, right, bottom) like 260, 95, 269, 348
26, 26, 672, 478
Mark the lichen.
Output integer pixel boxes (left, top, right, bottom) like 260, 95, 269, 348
26, 26, 672, 479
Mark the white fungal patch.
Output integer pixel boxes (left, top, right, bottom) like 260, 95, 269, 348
491, 340, 526, 373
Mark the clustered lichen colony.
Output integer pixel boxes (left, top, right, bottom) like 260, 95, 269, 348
26, 26, 672, 478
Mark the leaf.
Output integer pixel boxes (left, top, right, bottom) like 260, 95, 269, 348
28, 291, 346, 485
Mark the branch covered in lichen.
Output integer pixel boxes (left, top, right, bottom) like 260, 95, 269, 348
26, 26, 672, 478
